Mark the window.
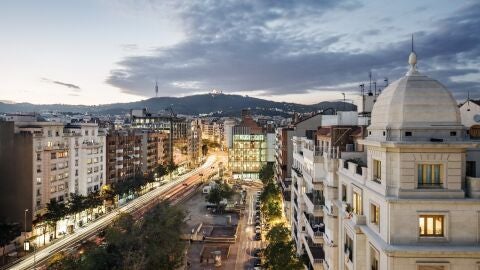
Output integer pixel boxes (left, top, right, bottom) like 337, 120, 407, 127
48, 130, 52, 137
450, 131, 456, 136
418, 164, 442, 188
466, 161, 476, 177
36, 153, 41, 161
370, 245, 379, 270
419, 215, 444, 237
342, 184, 347, 202
370, 203, 380, 227
85, 130, 89, 136
352, 191, 362, 215
75, 159, 78, 166
51, 153, 56, 159
345, 234, 353, 262
405, 131, 412, 136
36, 177, 42, 184
373, 160, 381, 182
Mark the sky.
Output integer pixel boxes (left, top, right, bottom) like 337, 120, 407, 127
0, 0, 479, 105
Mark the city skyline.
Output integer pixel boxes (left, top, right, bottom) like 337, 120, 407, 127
0, 0, 479, 106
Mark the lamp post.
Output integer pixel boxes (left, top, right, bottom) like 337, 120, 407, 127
24, 209, 28, 249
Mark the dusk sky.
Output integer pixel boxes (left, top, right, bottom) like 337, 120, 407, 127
0, 0, 479, 105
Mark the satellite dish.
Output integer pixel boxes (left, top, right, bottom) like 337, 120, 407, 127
474, 114, 480, 123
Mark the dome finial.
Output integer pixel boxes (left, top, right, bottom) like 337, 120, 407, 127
407, 34, 418, 75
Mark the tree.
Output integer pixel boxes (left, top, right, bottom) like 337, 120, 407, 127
154, 164, 167, 179
0, 222, 21, 265
84, 192, 102, 220
205, 181, 234, 207
264, 224, 303, 270
201, 144, 208, 156
45, 199, 67, 239
67, 193, 86, 228
259, 162, 274, 185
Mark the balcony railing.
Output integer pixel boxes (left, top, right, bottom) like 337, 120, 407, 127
305, 192, 325, 209
292, 167, 303, 177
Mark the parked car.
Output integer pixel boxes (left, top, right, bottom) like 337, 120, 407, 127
253, 257, 262, 266
255, 232, 262, 241
252, 248, 263, 258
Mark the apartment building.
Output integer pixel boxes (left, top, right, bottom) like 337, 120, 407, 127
0, 119, 105, 230
137, 130, 169, 173
64, 123, 106, 195
188, 119, 202, 168
291, 52, 480, 270
106, 131, 142, 185
334, 53, 480, 270
201, 119, 223, 145
290, 112, 368, 270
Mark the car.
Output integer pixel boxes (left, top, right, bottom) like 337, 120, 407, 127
252, 248, 262, 258
255, 232, 261, 241
257, 191, 261, 194
255, 220, 261, 226
255, 205, 260, 210
253, 257, 262, 267
255, 227, 261, 233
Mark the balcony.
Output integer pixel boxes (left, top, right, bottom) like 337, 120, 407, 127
304, 212, 324, 243
303, 235, 325, 267
304, 192, 325, 215
323, 229, 336, 247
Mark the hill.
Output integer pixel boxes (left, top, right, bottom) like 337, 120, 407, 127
0, 93, 356, 116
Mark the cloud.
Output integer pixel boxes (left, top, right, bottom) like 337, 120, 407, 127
106, 1, 480, 100
41, 78, 81, 91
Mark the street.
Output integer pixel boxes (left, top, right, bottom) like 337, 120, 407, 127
235, 187, 263, 270
8, 155, 218, 270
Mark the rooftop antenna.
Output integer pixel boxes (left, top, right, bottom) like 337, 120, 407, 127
368, 71, 372, 94
372, 81, 376, 96
467, 91, 471, 111
155, 80, 158, 97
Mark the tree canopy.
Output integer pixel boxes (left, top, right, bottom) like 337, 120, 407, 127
264, 224, 303, 270
205, 181, 234, 206
47, 202, 187, 270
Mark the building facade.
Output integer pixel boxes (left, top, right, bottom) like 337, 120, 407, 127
290, 52, 480, 270
106, 131, 142, 185
65, 123, 106, 195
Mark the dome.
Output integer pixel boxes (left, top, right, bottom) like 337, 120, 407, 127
370, 55, 461, 131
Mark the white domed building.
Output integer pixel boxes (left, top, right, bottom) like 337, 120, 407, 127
335, 50, 480, 270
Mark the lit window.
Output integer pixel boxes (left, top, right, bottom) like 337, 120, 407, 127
352, 191, 362, 215
418, 164, 442, 188
36, 177, 42, 184
373, 160, 381, 182
419, 215, 444, 237
370, 203, 380, 227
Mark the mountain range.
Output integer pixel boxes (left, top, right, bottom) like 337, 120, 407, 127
0, 93, 356, 117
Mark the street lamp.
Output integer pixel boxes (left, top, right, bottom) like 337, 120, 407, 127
23, 209, 28, 248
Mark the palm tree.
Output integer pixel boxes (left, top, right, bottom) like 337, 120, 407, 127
45, 200, 67, 239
